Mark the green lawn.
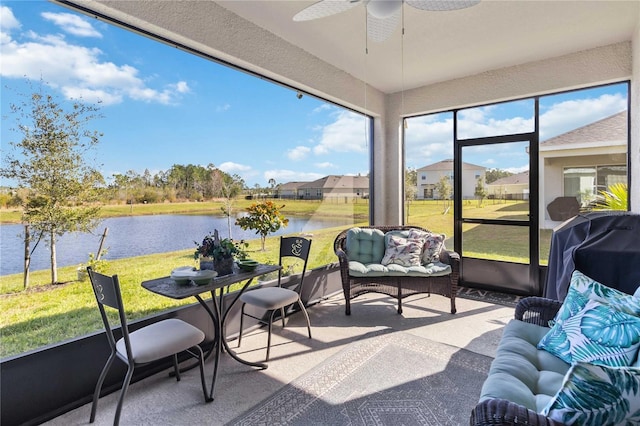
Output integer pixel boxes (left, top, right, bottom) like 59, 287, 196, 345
1, 198, 551, 358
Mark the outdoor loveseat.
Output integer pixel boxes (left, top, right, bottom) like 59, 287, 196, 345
470, 270, 640, 426
333, 225, 459, 315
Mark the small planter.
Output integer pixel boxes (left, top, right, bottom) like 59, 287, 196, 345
214, 257, 234, 276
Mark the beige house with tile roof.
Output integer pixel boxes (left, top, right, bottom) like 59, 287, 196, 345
540, 111, 628, 228
487, 171, 530, 200
276, 181, 305, 199
296, 175, 369, 200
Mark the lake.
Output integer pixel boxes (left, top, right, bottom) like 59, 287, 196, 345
0, 214, 353, 276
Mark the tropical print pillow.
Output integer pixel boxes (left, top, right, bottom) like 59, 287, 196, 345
568, 270, 640, 317
538, 298, 640, 367
380, 235, 424, 267
541, 362, 640, 425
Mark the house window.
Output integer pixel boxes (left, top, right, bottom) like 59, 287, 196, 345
564, 164, 627, 206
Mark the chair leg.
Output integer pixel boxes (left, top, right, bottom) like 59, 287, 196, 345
265, 310, 277, 362
188, 346, 213, 403
280, 307, 286, 328
90, 351, 117, 423
172, 353, 181, 381
238, 303, 246, 348
113, 363, 135, 426
297, 299, 312, 339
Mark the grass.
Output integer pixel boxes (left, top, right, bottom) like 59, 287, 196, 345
0, 198, 370, 224
0, 224, 351, 358
1, 198, 550, 358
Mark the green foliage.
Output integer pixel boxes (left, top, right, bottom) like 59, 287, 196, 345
235, 201, 289, 250
474, 177, 487, 207
485, 168, 513, 184
593, 183, 628, 211
86, 250, 110, 274
1, 81, 104, 284
194, 229, 247, 260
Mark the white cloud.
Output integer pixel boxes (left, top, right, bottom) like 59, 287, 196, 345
218, 162, 252, 173
313, 110, 368, 155
41, 12, 102, 38
539, 93, 627, 140
315, 162, 336, 169
287, 146, 311, 161
504, 165, 529, 174
404, 115, 454, 167
312, 103, 333, 114
216, 103, 230, 112
0, 8, 189, 106
1, 6, 20, 31
457, 116, 533, 139
264, 169, 324, 183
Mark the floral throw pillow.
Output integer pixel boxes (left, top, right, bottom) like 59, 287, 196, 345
381, 235, 424, 267
422, 233, 446, 264
541, 362, 640, 425
537, 298, 640, 367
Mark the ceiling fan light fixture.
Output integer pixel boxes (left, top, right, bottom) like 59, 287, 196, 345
367, 0, 402, 19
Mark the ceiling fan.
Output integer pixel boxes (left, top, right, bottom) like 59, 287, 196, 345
293, 0, 480, 43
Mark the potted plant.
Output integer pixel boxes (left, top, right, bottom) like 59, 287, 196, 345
194, 229, 247, 276
77, 250, 109, 281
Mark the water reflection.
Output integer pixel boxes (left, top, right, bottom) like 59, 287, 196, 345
0, 215, 353, 275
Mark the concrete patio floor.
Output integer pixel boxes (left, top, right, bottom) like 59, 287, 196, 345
44, 291, 515, 425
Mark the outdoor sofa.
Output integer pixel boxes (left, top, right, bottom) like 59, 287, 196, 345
333, 225, 459, 315
470, 270, 640, 426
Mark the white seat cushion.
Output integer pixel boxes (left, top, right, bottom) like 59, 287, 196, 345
116, 318, 205, 364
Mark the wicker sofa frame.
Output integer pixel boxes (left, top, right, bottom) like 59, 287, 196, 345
333, 225, 460, 315
469, 296, 565, 426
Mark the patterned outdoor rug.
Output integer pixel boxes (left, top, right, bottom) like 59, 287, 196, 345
228, 330, 492, 425
457, 286, 522, 307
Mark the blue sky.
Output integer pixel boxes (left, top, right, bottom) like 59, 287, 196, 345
1, 1, 369, 188
1, 1, 628, 187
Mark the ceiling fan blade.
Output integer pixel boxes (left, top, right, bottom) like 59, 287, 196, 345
406, 0, 481, 12
367, 7, 401, 43
293, 0, 362, 22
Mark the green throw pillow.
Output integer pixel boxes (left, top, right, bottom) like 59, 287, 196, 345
541, 362, 640, 425
538, 298, 640, 367
567, 270, 640, 317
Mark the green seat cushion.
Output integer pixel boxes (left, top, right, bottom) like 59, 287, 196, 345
479, 319, 570, 412
348, 261, 451, 277
345, 228, 385, 264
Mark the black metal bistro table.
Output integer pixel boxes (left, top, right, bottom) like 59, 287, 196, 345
141, 263, 281, 400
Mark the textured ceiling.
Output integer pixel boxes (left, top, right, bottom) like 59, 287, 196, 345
216, 1, 639, 94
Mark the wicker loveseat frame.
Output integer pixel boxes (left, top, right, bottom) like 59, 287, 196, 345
470, 296, 566, 426
333, 225, 460, 315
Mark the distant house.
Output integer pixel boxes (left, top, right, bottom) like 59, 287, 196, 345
416, 159, 485, 200
277, 181, 305, 199
296, 175, 369, 200
540, 111, 627, 228
487, 171, 530, 200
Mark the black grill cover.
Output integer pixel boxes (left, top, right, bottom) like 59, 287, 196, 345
543, 212, 640, 301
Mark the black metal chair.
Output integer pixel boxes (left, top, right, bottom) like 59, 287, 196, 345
87, 267, 211, 426
237, 236, 313, 361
